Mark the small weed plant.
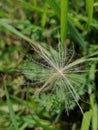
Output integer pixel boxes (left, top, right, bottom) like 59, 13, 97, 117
22, 43, 98, 114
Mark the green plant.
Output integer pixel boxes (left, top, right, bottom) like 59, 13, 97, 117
0, 0, 97, 111
0, 0, 98, 130
22, 43, 98, 114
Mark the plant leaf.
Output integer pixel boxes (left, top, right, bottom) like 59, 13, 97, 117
0, 19, 37, 47
81, 109, 92, 130
47, 0, 87, 51
86, 0, 94, 26
68, 20, 87, 51
41, 0, 48, 27
90, 94, 98, 130
4, 85, 18, 130
61, 0, 68, 46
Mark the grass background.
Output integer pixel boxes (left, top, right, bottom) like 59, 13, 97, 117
0, 0, 98, 130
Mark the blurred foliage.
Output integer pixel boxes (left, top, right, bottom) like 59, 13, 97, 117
0, 0, 98, 130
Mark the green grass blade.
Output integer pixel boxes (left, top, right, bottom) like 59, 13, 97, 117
0, 10, 8, 18
68, 20, 87, 52
30, 0, 37, 5
90, 95, 98, 130
0, 19, 37, 47
0, 1, 87, 51
47, 0, 87, 51
80, 109, 92, 130
16, 0, 43, 13
92, 104, 98, 130
41, 0, 48, 27
47, 0, 60, 17
4, 85, 18, 130
86, 0, 94, 26
61, 0, 68, 46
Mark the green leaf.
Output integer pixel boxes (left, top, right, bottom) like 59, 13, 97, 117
0, 19, 37, 47
90, 95, 98, 130
92, 104, 98, 130
47, 0, 87, 51
61, 0, 68, 46
81, 109, 92, 130
4, 85, 18, 130
68, 20, 87, 51
47, 0, 60, 17
16, 0, 43, 13
41, 0, 48, 27
0, 10, 8, 18
86, 0, 94, 26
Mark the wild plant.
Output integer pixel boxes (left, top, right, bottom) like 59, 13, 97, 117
22, 42, 98, 115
